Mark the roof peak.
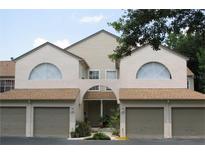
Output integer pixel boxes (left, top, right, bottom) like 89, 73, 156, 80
64, 29, 119, 50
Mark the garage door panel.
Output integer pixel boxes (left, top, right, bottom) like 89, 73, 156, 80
172, 108, 205, 138
126, 108, 164, 138
0, 107, 26, 137
34, 107, 69, 138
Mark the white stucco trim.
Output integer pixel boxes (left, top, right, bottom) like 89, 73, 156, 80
164, 102, 172, 138
120, 104, 126, 137
26, 101, 33, 137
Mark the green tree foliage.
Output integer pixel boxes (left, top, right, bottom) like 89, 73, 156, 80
109, 9, 205, 59
110, 9, 205, 93
166, 33, 205, 92
197, 48, 205, 92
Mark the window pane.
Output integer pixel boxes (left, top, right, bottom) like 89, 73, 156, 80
106, 71, 117, 79
137, 62, 171, 80
89, 70, 99, 79
89, 85, 99, 91
0, 79, 14, 93
29, 63, 62, 80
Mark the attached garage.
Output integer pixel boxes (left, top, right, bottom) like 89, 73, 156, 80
172, 107, 205, 138
34, 107, 70, 138
126, 108, 164, 138
0, 88, 79, 138
120, 88, 205, 139
0, 107, 26, 137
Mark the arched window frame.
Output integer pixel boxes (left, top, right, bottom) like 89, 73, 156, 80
29, 63, 62, 80
136, 62, 172, 80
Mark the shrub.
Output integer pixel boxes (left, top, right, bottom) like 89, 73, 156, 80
109, 108, 120, 136
87, 132, 111, 140
112, 129, 120, 136
100, 115, 111, 127
71, 121, 91, 138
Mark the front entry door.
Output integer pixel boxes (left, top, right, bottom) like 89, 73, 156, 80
85, 101, 101, 127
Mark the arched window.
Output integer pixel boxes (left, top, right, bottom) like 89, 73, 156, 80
136, 62, 171, 80
29, 63, 62, 80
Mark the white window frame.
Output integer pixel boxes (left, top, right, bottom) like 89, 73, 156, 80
136, 62, 172, 80
88, 69, 100, 80
29, 63, 62, 80
105, 69, 117, 91
87, 69, 100, 91
105, 69, 117, 80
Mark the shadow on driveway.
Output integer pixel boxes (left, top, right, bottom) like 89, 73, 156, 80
0, 137, 205, 145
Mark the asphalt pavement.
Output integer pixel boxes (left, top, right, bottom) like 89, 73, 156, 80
0, 137, 205, 145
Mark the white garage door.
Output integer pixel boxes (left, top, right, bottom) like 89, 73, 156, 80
172, 108, 205, 138
126, 108, 164, 138
0, 107, 26, 137
34, 107, 70, 138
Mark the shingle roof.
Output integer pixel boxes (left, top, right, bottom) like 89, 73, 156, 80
84, 91, 116, 100
119, 88, 205, 100
0, 61, 15, 77
187, 67, 194, 76
0, 88, 80, 101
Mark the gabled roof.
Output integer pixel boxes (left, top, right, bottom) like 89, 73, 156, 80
0, 61, 15, 77
119, 88, 205, 100
0, 88, 80, 101
14, 42, 89, 68
64, 29, 119, 50
122, 44, 189, 61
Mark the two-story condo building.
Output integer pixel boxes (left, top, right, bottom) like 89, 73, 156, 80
0, 30, 205, 139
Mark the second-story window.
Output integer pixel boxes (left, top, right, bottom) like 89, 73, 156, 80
0, 79, 15, 93
88, 70, 100, 79
106, 70, 117, 80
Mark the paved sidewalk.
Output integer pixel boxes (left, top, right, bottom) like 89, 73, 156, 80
1, 137, 205, 145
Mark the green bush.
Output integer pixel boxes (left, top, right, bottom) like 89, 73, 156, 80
71, 121, 91, 138
100, 115, 111, 127
112, 129, 120, 136
109, 108, 120, 136
87, 132, 111, 140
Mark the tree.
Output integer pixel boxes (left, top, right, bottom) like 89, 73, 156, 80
110, 9, 205, 93
166, 33, 205, 92
197, 48, 205, 93
109, 9, 205, 59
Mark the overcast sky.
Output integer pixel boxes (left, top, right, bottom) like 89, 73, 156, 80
0, 9, 123, 60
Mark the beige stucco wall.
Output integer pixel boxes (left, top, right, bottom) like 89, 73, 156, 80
66, 31, 118, 79
119, 45, 187, 88
15, 44, 80, 89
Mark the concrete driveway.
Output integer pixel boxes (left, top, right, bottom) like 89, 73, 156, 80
0, 137, 205, 145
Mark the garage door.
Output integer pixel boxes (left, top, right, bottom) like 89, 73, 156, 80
172, 108, 205, 138
126, 108, 164, 138
0, 107, 26, 137
34, 107, 69, 138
